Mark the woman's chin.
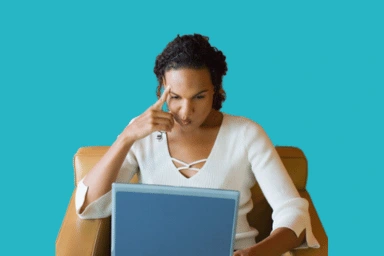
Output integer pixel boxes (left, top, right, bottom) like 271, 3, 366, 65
177, 121, 192, 129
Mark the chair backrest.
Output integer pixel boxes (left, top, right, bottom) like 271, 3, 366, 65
73, 146, 308, 241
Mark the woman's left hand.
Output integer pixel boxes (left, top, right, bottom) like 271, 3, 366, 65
233, 248, 252, 256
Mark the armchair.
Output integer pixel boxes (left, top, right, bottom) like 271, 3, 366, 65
56, 146, 327, 255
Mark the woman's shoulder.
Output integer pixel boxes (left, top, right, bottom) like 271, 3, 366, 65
223, 113, 264, 131
222, 113, 271, 146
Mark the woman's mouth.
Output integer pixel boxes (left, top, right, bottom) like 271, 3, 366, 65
175, 116, 192, 126
181, 120, 191, 125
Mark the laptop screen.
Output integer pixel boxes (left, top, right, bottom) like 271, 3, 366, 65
112, 183, 239, 256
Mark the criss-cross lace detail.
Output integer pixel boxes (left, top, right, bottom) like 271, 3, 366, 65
171, 157, 208, 172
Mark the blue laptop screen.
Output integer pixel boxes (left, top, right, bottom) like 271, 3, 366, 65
112, 184, 238, 256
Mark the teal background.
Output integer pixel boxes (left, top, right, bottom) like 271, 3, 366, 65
1, 0, 383, 255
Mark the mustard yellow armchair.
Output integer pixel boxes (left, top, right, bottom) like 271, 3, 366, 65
56, 146, 328, 255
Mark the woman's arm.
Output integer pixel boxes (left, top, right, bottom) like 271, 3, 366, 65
79, 135, 135, 213
79, 86, 174, 212
234, 228, 305, 256
242, 120, 319, 253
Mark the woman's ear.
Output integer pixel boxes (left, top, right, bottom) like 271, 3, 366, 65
161, 77, 166, 88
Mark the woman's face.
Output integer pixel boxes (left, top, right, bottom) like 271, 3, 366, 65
163, 68, 215, 131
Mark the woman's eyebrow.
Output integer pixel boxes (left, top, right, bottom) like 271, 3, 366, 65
170, 89, 209, 97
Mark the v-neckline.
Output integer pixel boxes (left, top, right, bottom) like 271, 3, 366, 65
163, 113, 226, 180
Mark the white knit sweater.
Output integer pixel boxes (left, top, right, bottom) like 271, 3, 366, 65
75, 114, 320, 250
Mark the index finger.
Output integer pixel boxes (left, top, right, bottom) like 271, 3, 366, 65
153, 85, 171, 110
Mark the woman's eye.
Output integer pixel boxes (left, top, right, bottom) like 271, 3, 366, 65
196, 95, 205, 99
171, 96, 180, 99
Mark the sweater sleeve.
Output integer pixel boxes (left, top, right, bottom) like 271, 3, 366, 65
244, 121, 320, 248
75, 147, 139, 219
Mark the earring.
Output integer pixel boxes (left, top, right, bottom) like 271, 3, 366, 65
156, 131, 164, 141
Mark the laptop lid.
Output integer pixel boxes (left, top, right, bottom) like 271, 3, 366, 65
112, 183, 239, 256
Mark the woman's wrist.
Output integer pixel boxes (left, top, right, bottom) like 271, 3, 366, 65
116, 131, 136, 149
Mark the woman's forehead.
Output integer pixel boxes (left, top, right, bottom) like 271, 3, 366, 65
164, 68, 213, 89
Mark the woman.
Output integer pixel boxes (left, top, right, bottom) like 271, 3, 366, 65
75, 34, 319, 256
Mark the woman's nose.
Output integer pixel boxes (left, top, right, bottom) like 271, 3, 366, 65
180, 100, 193, 119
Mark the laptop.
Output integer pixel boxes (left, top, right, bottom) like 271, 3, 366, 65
112, 183, 239, 256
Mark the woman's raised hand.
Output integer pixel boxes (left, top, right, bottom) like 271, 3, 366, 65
121, 86, 174, 142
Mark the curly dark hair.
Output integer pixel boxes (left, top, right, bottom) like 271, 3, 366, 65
154, 34, 228, 110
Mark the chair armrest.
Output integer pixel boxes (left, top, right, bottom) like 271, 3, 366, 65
56, 191, 111, 256
293, 191, 328, 256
